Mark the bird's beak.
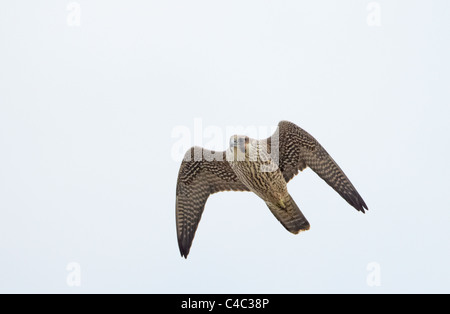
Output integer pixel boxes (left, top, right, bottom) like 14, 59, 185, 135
230, 136, 238, 149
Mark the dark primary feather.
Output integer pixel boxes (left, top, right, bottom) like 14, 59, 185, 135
176, 147, 249, 258
269, 121, 368, 213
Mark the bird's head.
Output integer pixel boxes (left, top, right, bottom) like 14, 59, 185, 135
229, 135, 251, 160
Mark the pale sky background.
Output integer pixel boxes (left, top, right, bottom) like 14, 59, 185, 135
0, 1, 449, 293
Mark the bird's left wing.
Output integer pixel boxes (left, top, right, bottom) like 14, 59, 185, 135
176, 147, 249, 258
268, 121, 368, 213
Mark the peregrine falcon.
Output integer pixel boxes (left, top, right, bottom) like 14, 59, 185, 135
175, 121, 368, 258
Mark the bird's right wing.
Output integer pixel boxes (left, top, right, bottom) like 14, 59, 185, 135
269, 121, 368, 213
176, 147, 249, 258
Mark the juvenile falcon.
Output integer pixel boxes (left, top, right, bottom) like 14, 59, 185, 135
175, 120, 368, 258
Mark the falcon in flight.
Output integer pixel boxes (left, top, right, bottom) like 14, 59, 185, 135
176, 121, 368, 258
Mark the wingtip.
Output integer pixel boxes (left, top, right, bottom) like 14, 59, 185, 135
179, 247, 189, 259
359, 202, 369, 214
180, 250, 189, 259
178, 240, 190, 259
361, 200, 369, 213
348, 193, 368, 214
178, 233, 193, 259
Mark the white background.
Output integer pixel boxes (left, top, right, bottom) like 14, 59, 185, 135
0, 1, 449, 293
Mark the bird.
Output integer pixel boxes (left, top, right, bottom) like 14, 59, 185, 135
175, 120, 368, 258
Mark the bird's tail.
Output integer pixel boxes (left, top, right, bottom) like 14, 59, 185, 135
266, 194, 310, 234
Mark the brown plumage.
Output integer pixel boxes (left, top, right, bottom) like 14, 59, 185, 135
175, 121, 368, 258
